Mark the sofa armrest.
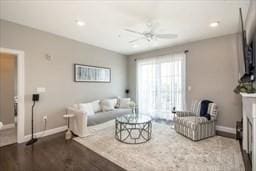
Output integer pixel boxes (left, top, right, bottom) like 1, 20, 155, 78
175, 111, 196, 117
67, 107, 88, 137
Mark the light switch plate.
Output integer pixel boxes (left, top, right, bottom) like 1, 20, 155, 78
188, 86, 192, 91
36, 87, 46, 93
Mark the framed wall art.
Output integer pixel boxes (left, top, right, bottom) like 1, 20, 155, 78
74, 64, 111, 83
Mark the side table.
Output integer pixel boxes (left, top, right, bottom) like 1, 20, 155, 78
63, 114, 74, 140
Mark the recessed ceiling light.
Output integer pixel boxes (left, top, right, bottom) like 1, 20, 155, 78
209, 21, 220, 28
132, 44, 138, 48
76, 20, 85, 26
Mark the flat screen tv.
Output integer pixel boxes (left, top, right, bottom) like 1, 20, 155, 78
239, 8, 256, 83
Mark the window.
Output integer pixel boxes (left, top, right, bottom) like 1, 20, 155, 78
137, 53, 186, 120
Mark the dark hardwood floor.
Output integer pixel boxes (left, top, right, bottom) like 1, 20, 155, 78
0, 132, 125, 171
0, 121, 251, 171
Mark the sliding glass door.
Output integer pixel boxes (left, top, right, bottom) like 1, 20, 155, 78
137, 53, 186, 120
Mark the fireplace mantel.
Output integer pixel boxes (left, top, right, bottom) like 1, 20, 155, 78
241, 93, 256, 171
241, 93, 256, 98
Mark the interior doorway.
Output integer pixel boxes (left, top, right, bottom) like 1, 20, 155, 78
0, 47, 25, 143
0, 52, 18, 147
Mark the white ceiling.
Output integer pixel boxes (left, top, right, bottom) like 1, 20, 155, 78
0, 0, 250, 55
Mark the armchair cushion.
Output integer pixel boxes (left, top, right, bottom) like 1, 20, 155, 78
175, 116, 209, 130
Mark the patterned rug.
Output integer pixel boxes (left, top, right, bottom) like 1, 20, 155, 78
74, 121, 244, 171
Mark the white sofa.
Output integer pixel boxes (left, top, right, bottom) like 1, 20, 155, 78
67, 98, 132, 137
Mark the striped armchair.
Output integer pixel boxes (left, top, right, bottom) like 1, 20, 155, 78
174, 100, 218, 141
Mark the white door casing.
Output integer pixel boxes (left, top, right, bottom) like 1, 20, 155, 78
0, 47, 25, 143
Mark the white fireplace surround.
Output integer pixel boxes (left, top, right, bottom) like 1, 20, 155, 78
241, 93, 256, 171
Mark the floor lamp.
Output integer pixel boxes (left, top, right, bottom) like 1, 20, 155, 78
26, 94, 39, 146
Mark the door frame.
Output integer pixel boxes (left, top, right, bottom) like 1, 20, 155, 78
0, 47, 25, 143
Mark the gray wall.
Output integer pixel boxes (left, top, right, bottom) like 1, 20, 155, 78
128, 34, 242, 128
0, 18, 244, 132
0, 53, 16, 125
0, 20, 127, 135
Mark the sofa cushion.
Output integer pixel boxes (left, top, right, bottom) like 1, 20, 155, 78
175, 116, 208, 130
79, 103, 95, 116
101, 99, 117, 111
91, 100, 101, 113
119, 98, 131, 108
87, 108, 132, 126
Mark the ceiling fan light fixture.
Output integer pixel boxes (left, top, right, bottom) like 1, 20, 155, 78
132, 44, 139, 48
124, 23, 178, 44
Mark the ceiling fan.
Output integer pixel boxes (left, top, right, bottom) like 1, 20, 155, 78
124, 23, 178, 43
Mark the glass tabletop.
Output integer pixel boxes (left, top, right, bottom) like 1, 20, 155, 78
116, 114, 152, 124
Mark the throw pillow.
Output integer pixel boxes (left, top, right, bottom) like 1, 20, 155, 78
91, 100, 101, 113
119, 98, 131, 108
115, 96, 121, 108
199, 100, 213, 120
79, 103, 95, 116
101, 99, 117, 111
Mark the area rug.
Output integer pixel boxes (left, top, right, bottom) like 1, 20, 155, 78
74, 121, 244, 171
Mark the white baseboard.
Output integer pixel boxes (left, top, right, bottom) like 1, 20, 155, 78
216, 125, 236, 134
1, 123, 15, 130
22, 125, 67, 143
20, 125, 235, 143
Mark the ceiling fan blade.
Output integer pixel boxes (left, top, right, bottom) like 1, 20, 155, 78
129, 37, 145, 43
155, 34, 178, 39
148, 22, 159, 33
124, 29, 144, 36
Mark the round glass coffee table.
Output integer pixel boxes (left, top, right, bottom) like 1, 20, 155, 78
115, 114, 152, 144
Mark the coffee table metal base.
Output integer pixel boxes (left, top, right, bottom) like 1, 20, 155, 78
115, 119, 152, 144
